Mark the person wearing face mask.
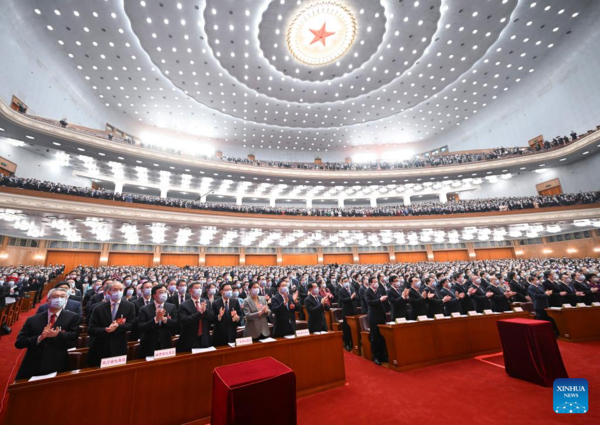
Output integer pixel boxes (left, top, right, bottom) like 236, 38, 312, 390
586, 273, 600, 302
212, 283, 242, 346
243, 282, 271, 341
408, 277, 431, 320
305, 282, 330, 334
423, 277, 451, 318
133, 282, 155, 316
166, 279, 178, 297
176, 281, 215, 352
167, 279, 190, 310
271, 281, 298, 338
203, 283, 220, 303
526, 275, 559, 336
558, 273, 584, 306
86, 281, 113, 319
508, 271, 530, 303
468, 275, 493, 313
337, 278, 358, 351
386, 275, 409, 322
36, 282, 82, 317
573, 272, 597, 305
137, 284, 178, 358
542, 271, 565, 308
365, 277, 388, 365
297, 274, 309, 320
487, 276, 512, 313
83, 280, 102, 307
452, 273, 473, 314
439, 278, 462, 316
123, 285, 137, 302
87, 281, 136, 367
14, 288, 80, 380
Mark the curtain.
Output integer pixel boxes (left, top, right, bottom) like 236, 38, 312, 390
245, 255, 277, 266
161, 254, 199, 267
395, 252, 428, 263
358, 253, 390, 264
475, 248, 515, 260
108, 253, 154, 267
433, 250, 470, 262
323, 254, 354, 264
46, 251, 101, 273
282, 254, 318, 266
205, 255, 239, 266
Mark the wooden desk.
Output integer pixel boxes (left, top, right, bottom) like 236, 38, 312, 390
379, 312, 529, 372
346, 315, 364, 355
546, 306, 600, 341
6, 332, 346, 425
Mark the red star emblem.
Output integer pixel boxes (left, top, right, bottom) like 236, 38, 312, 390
309, 23, 335, 46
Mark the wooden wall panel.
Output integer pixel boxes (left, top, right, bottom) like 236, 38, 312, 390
433, 250, 470, 262
358, 253, 390, 264
245, 255, 277, 266
282, 254, 318, 266
323, 254, 354, 264
161, 254, 199, 267
395, 252, 428, 263
475, 248, 515, 260
46, 251, 101, 273
205, 255, 239, 266
108, 253, 153, 267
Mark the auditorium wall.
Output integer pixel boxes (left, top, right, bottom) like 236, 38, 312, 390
0, 138, 92, 187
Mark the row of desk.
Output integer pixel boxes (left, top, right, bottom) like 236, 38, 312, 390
6, 332, 346, 425
546, 305, 600, 341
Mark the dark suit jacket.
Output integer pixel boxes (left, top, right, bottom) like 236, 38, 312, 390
133, 297, 154, 316
387, 287, 408, 321
176, 298, 215, 352
440, 287, 462, 315
358, 285, 369, 313
453, 283, 474, 313
487, 285, 511, 312
509, 279, 528, 303
527, 284, 549, 311
408, 287, 427, 320
573, 280, 595, 305
37, 299, 82, 317
167, 293, 190, 310
423, 286, 444, 318
365, 287, 386, 325
336, 286, 357, 318
15, 310, 80, 380
212, 297, 242, 346
138, 302, 178, 358
271, 293, 296, 337
543, 279, 563, 307
305, 294, 329, 333
87, 300, 136, 366
558, 282, 579, 306
469, 285, 491, 313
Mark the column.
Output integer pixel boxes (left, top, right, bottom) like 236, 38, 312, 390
276, 248, 283, 265
306, 198, 313, 208
388, 245, 396, 263
352, 246, 359, 264
153, 245, 161, 266
239, 248, 246, 265
114, 180, 124, 194
338, 198, 344, 208
317, 247, 323, 264
160, 187, 168, 199
439, 192, 448, 203
236, 196, 243, 206
370, 198, 377, 208
426, 244, 434, 261
403, 196, 412, 206
199, 247, 206, 265
270, 198, 277, 207
99, 243, 110, 266
33, 240, 47, 265
467, 242, 476, 260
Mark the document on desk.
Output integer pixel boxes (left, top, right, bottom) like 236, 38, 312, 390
192, 346, 217, 354
259, 337, 277, 343
284, 334, 296, 339
29, 372, 57, 382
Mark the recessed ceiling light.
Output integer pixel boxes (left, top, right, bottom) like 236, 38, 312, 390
25, 135, 35, 139
77, 148, 85, 151
583, 151, 589, 155
136, 160, 142, 163
559, 158, 567, 162
98, 152, 106, 156
0, 127, 5, 132
118, 157, 124, 160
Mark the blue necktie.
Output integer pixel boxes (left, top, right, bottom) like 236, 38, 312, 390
111, 303, 118, 321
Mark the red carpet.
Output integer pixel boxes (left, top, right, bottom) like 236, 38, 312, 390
298, 342, 600, 425
0, 301, 40, 424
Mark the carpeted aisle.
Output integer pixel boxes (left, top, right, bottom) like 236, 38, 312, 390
0, 300, 41, 424
297, 341, 600, 425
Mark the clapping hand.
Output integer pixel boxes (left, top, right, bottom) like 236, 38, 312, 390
200, 301, 207, 313
380, 295, 388, 302
560, 291, 567, 296
545, 290, 553, 296
321, 296, 328, 305
156, 308, 166, 322
218, 307, 225, 320
106, 321, 119, 333
351, 292, 357, 299
231, 310, 240, 322
443, 295, 451, 302
402, 288, 410, 298
486, 292, 493, 298
427, 292, 435, 299
293, 291, 299, 303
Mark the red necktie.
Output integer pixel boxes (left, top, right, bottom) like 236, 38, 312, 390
195, 301, 203, 336
49, 314, 57, 327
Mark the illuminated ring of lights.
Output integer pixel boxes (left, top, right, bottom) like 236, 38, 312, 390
287, 2, 357, 66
